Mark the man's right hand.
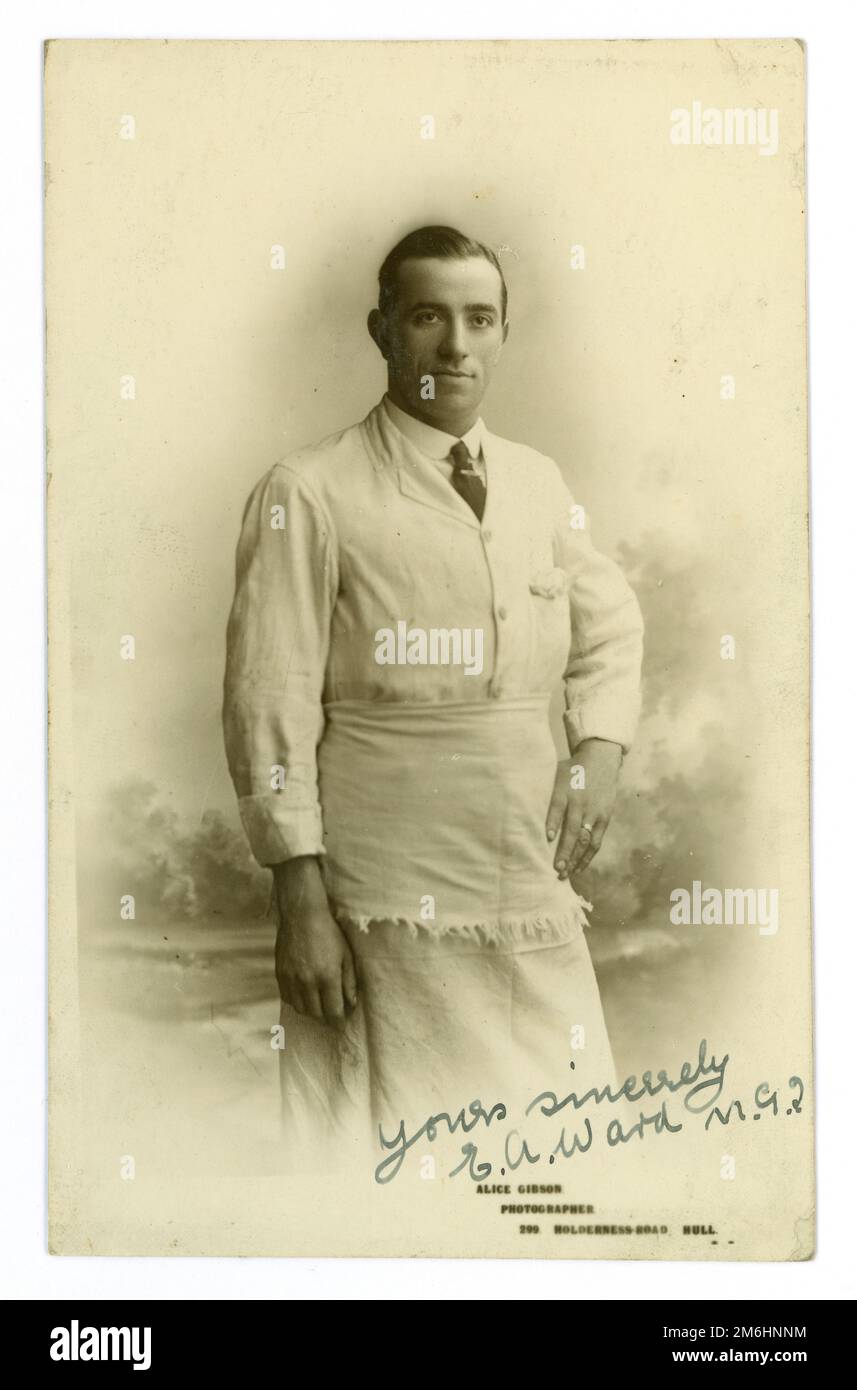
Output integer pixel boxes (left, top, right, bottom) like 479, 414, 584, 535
272, 856, 358, 1025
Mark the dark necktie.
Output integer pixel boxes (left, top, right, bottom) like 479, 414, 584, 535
449, 440, 487, 522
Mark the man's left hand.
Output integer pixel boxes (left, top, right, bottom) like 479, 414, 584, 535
546, 739, 623, 881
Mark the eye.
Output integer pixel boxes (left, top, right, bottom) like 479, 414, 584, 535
470, 315, 493, 328
413, 311, 440, 324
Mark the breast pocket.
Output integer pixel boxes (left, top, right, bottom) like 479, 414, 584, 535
527, 567, 572, 688
528, 566, 568, 600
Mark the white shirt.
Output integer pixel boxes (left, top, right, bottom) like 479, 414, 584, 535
382, 394, 487, 480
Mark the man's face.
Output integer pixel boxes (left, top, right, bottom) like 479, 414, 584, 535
370, 255, 508, 432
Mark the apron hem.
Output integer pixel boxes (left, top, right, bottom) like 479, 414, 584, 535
329, 900, 592, 948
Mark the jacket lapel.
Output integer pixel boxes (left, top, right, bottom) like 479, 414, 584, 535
361, 399, 482, 530
397, 458, 482, 528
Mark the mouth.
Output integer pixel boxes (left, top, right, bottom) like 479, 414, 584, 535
433, 370, 474, 379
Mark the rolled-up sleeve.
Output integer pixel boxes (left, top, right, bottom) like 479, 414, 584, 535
222, 463, 338, 865
549, 463, 644, 756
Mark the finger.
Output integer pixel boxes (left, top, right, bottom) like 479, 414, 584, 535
573, 842, 599, 875
341, 948, 359, 1012
571, 820, 606, 876
283, 979, 307, 1016
563, 816, 595, 878
300, 985, 324, 1021
320, 977, 346, 1026
276, 965, 299, 1011
545, 774, 567, 842
554, 806, 581, 876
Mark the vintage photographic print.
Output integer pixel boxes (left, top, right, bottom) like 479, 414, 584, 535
46, 37, 813, 1258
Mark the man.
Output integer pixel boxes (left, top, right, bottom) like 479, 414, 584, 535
223, 226, 644, 1170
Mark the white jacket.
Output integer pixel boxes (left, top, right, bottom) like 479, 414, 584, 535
223, 398, 644, 867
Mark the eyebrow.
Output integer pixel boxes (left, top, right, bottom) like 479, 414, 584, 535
408, 301, 499, 314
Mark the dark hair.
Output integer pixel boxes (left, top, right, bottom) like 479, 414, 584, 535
377, 225, 508, 322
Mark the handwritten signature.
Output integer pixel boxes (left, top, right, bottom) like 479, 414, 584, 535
373, 1039, 806, 1184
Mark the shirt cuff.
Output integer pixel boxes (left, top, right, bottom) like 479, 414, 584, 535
563, 699, 640, 758
237, 795, 326, 865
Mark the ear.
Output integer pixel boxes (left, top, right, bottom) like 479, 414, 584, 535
367, 308, 390, 360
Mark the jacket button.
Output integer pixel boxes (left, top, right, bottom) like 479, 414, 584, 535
482, 529, 493, 543
497, 606, 508, 620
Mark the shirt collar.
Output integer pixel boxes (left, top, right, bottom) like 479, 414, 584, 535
382, 394, 485, 461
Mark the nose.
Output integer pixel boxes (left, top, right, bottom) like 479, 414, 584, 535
438, 316, 467, 363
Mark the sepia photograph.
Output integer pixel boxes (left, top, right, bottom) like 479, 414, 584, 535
45, 35, 813, 1259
